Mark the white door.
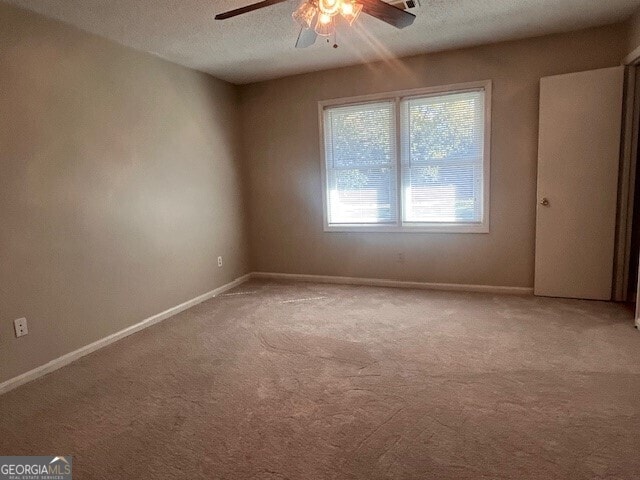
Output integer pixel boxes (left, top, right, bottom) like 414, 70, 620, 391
535, 67, 624, 300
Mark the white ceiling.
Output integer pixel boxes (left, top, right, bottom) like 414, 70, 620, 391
5, 0, 640, 84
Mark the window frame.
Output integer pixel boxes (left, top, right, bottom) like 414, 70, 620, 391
318, 80, 492, 234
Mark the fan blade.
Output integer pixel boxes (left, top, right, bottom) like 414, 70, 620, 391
215, 0, 289, 20
295, 27, 317, 48
360, 0, 416, 29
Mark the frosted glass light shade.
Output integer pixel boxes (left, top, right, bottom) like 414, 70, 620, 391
292, 1, 317, 28
315, 15, 335, 36
340, 2, 362, 25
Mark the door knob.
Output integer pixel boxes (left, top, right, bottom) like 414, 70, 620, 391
540, 198, 550, 206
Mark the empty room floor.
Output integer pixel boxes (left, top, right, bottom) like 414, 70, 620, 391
1, 280, 639, 479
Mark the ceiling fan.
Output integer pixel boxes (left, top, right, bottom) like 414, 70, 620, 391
215, 0, 416, 49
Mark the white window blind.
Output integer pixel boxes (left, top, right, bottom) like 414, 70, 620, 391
324, 101, 397, 225
321, 82, 490, 233
401, 90, 485, 224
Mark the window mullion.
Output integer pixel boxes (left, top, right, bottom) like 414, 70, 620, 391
395, 97, 402, 227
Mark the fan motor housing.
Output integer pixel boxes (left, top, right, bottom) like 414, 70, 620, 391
389, 0, 420, 10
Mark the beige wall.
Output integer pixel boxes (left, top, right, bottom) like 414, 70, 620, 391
240, 25, 625, 288
0, 4, 249, 383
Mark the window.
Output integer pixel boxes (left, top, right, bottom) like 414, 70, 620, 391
320, 81, 491, 233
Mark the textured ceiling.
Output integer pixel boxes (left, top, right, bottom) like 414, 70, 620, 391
5, 0, 640, 84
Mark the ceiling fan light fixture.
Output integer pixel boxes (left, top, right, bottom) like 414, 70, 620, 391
292, 1, 317, 29
314, 14, 335, 36
340, 1, 363, 25
318, 0, 340, 16
319, 12, 332, 24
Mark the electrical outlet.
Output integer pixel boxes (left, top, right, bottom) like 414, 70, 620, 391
14, 318, 28, 338
217, 256, 223, 267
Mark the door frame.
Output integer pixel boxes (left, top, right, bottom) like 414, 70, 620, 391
622, 49, 640, 328
612, 66, 637, 302
614, 50, 640, 304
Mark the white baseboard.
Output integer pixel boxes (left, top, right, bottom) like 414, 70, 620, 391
0, 271, 532, 396
251, 272, 534, 295
0, 274, 251, 396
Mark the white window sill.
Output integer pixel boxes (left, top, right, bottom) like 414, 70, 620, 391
323, 223, 489, 234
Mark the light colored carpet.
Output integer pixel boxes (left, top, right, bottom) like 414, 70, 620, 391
1, 280, 639, 479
